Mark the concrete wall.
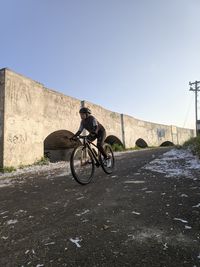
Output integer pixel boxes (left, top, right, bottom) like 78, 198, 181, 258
123, 114, 173, 148
4, 69, 45, 166
0, 68, 195, 168
177, 126, 195, 145
0, 69, 5, 167
42, 86, 81, 139
3, 69, 81, 167
82, 103, 192, 148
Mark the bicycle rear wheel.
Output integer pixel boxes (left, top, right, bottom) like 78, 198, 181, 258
70, 145, 95, 185
99, 143, 115, 174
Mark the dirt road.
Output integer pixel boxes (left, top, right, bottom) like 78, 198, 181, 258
0, 148, 200, 267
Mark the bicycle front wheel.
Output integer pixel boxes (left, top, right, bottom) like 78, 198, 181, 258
100, 143, 115, 174
70, 145, 95, 185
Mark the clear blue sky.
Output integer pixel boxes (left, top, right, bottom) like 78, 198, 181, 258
1, 0, 200, 129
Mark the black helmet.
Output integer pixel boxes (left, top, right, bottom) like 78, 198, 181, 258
79, 107, 91, 114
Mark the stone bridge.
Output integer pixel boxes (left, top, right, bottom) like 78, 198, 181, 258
0, 68, 194, 168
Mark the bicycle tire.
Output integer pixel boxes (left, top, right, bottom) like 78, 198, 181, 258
70, 145, 95, 185
99, 143, 115, 174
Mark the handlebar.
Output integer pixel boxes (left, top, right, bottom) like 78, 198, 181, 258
70, 135, 95, 146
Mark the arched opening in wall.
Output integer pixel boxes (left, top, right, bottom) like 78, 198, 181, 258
135, 138, 148, 148
105, 135, 124, 151
44, 130, 81, 162
160, 141, 174, 147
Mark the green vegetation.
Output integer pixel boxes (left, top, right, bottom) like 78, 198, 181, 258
0, 166, 16, 173
0, 156, 50, 173
127, 145, 156, 150
19, 164, 27, 169
127, 146, 142, 151
182, 136, 200, 158
19, 156, 49, 169
111, 143, 157, 152
111, 143, 125, 152
111, 143, 155, 151
34, 156, 49, 166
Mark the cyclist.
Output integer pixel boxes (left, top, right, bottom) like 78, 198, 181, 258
71, 107, 110, 160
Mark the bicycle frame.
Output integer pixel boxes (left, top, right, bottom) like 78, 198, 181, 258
80, 136, 101, 167
70, 135, 115, 184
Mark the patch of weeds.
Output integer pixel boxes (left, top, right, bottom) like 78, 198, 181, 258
127, 146, 139, 150
18, 164, 31, 169
0, 166, 16, 173
126, 146, 156, 151
111, 144, 125, 152
127, 146, 143, 151
34, 156, 49, 166
183, 136, 200, 158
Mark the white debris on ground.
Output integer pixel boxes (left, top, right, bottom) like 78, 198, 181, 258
0, 161, 71, 179
0, 151, 124, 187
0, 161, 71, 188
1, 148, 200, 188
132, 211, 141, 215
75, 209, 90, 217
173, 218, 188, 224
143, 148, 200, 178
7, 219, 18, 225
69, 237, 82, 248
0, 149, 129, 181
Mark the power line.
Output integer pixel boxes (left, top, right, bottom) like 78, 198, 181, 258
183, 94, 193, 128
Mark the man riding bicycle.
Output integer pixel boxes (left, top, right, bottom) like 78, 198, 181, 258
71, 107, 110, 160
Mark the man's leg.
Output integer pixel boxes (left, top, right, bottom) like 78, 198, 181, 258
96, 129, 107, 159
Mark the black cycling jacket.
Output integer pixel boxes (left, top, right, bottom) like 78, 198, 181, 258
75, 115, 105, 136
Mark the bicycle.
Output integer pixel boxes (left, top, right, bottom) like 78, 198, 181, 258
70, 136, 115, 185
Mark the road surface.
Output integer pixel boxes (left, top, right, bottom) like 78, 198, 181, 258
0, 147, 200, 267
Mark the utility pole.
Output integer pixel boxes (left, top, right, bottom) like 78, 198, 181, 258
189, 80, 200, 136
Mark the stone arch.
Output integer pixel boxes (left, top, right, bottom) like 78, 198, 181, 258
44, 130, 81, 162
135, 138, 148, 148
105, 135, 124, 151
160, 141, 174, 147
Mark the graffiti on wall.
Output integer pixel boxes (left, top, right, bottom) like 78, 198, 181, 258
7, 133, 27, 144
157, 128, 166, 139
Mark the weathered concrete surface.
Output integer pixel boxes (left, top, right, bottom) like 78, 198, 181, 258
2, 69, 81, 167
0, 69, 5, 167
123, 115, 172, 148
0, 149, 200, 266
0, 68, 195, 168
123, 115, 194, 148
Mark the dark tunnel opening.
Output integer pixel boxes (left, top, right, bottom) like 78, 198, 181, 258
105, 135, 124, 151
160, 141, 174, 147
135, 138, 148, 148
44, 130, 81, 162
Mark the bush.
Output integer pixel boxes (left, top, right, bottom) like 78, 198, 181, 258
182, 136, 200, 158
34, 156, 49, 166
0, 166, 16, 173
111, 143, 125, 152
